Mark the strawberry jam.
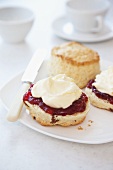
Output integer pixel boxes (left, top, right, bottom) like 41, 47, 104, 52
87, 80, 113, 104
23, 84, 88, 116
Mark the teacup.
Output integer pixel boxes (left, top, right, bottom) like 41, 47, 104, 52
0, 6, 34, 43
65, 0, 110, 33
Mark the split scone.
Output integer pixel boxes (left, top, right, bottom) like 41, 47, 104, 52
49, 41, 100, 88
85, 67, 113, 111
23, 74, 90, 126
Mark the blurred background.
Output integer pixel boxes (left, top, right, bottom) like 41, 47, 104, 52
0, 0, 113, 84
0, 0, 112, 47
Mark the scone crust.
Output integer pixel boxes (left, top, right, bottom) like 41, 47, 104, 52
85, 87, 113, 111
24, 100, 90, 126
51, 41, 100, 66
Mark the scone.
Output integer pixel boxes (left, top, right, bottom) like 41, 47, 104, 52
23, 74, 90, 126
85, 67, 113, 111
49, 41, 100, 88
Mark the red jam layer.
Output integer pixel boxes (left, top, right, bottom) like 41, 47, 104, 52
87, 79, 113, 104
23, 84, 88, 116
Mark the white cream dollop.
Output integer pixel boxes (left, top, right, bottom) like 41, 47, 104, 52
93, 67, 113, 96
31, 74, 82, 108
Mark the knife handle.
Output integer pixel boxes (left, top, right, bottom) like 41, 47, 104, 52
7, 83, 30, 122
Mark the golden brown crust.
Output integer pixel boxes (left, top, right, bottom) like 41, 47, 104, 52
51, 41, 100, 66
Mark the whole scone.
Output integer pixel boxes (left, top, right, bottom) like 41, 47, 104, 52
49, 41, 100, 88
85, 67, 113, 111
23, 74, 90, 126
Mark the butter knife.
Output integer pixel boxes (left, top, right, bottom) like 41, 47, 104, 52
7, 49, 47, 122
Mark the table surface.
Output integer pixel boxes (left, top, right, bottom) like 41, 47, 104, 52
0, 0, 113, 170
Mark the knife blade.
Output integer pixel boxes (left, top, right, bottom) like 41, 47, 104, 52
7, 49, 47, 122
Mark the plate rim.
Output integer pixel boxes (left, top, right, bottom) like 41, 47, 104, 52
19, 118, 113, 145
0, 70, 24, 111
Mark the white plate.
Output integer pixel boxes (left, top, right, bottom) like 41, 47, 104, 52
52, 16, 113, 43
1, 59, 113, 144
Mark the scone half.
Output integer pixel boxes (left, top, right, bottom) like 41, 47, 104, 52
85, 80, 113, 111
23, 90, 90, 126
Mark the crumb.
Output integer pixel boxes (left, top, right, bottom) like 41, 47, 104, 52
88, 120, 93, 123
78, 126, 83, 130
88, 124, 91, 126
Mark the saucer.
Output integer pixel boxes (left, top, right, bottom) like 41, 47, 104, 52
52, 16, 113, 43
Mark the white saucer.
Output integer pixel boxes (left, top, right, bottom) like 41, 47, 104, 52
52, 16, 113, 43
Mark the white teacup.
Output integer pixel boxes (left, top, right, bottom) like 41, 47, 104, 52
65, 0, 110, 33
0, 6, 34, 43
